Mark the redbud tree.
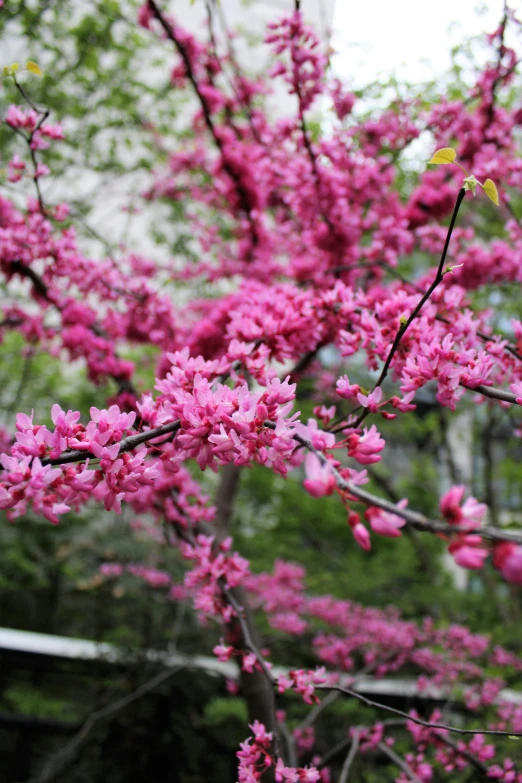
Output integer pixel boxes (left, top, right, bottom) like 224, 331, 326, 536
2, 1, 522, 780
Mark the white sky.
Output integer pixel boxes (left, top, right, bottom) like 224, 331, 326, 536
332, 0, 507, 85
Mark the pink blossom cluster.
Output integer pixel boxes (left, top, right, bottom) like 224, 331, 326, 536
266, 13, 327, 111
439, 485, 490, 570
276, 667, 328, 705
237, 721, 321, 783
0, 405, 158, 519
181, 534, 249, 619
99, 562, 172, 589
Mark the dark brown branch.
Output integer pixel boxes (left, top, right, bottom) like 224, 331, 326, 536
7, 256, 136, 398
220, 582, 276, 687
275, 422, 522, 545
12, 75, 50, 215
10, 260, 52, 301
213, 464, 241, 536
41, 420, 181, 466
147, 0, 259, 247
172, 478, 279, 764
354, 188, 466, 428
317, 683, 522, 737
41, 413, 522, 545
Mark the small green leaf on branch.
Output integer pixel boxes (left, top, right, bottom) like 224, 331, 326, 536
443, 263, 464, 275
26, 61, 43, 76
463, 174, 479, 195
483, 178, 499, 206
428, 147, 456, 165
2, 63, 19, 78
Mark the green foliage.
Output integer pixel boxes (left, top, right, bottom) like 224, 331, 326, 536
0, 0, 188, 252
3, 683, 80, 721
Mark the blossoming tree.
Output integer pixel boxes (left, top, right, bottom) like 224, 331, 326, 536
2, 0, 522, 780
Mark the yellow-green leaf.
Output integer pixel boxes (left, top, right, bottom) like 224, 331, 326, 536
26, 61, 43, 76
428, 147, 457, 165
2, 63, 19, 78
483, 178, 499, 206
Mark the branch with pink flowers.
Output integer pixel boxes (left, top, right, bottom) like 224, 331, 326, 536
25, 388, 522, 560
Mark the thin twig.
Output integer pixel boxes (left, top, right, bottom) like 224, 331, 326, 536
25, 665, 181, 783
147, 0, 258, 246
338, 730, 360, 783
278, 719, 298, 767
220, 582, 276, 687
354, 188, 466, 429
377, 741, 422, 783
317, 683, 522, 737
261, 420, 522, 545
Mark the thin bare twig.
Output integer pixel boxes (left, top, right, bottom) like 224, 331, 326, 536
354, 188, 466, 428
317, 683, 522, 737
377, 741, 422, 783
220, 582, 275, 687
147, 0, 259, 247
25, 665, 181, 783
338, 730, 360, 783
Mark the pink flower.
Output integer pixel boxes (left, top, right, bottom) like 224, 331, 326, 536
365, 500, 407, 537
352, 522, 371, 551
34, 162, 50, 178
347, 425, 385, 465
357, 386, 383, 413
336, 375, 361, 400
213, 640, 235, 662
511, 381, 522, 405
303, 453, 335, 498
440, 486, 486, 529
313, 405, 335, 425
391, 392, 416, 412
293, 419, 335, 451
493, 543, 522, 585
440, 485, 466, 522
450, 543, 489, 570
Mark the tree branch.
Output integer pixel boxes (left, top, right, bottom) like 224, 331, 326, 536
25, 665, 182, 783
354, 188, 466, 428
317, 683, 522, 737
338, 730, 360, 783
377, 741, 423, 783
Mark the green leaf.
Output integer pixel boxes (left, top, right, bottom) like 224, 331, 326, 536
26, 60, 43, 76
427, 147, 457, 165
463, 174, 479, 195
2, 62, 19, 77
483, 178, 499, 206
